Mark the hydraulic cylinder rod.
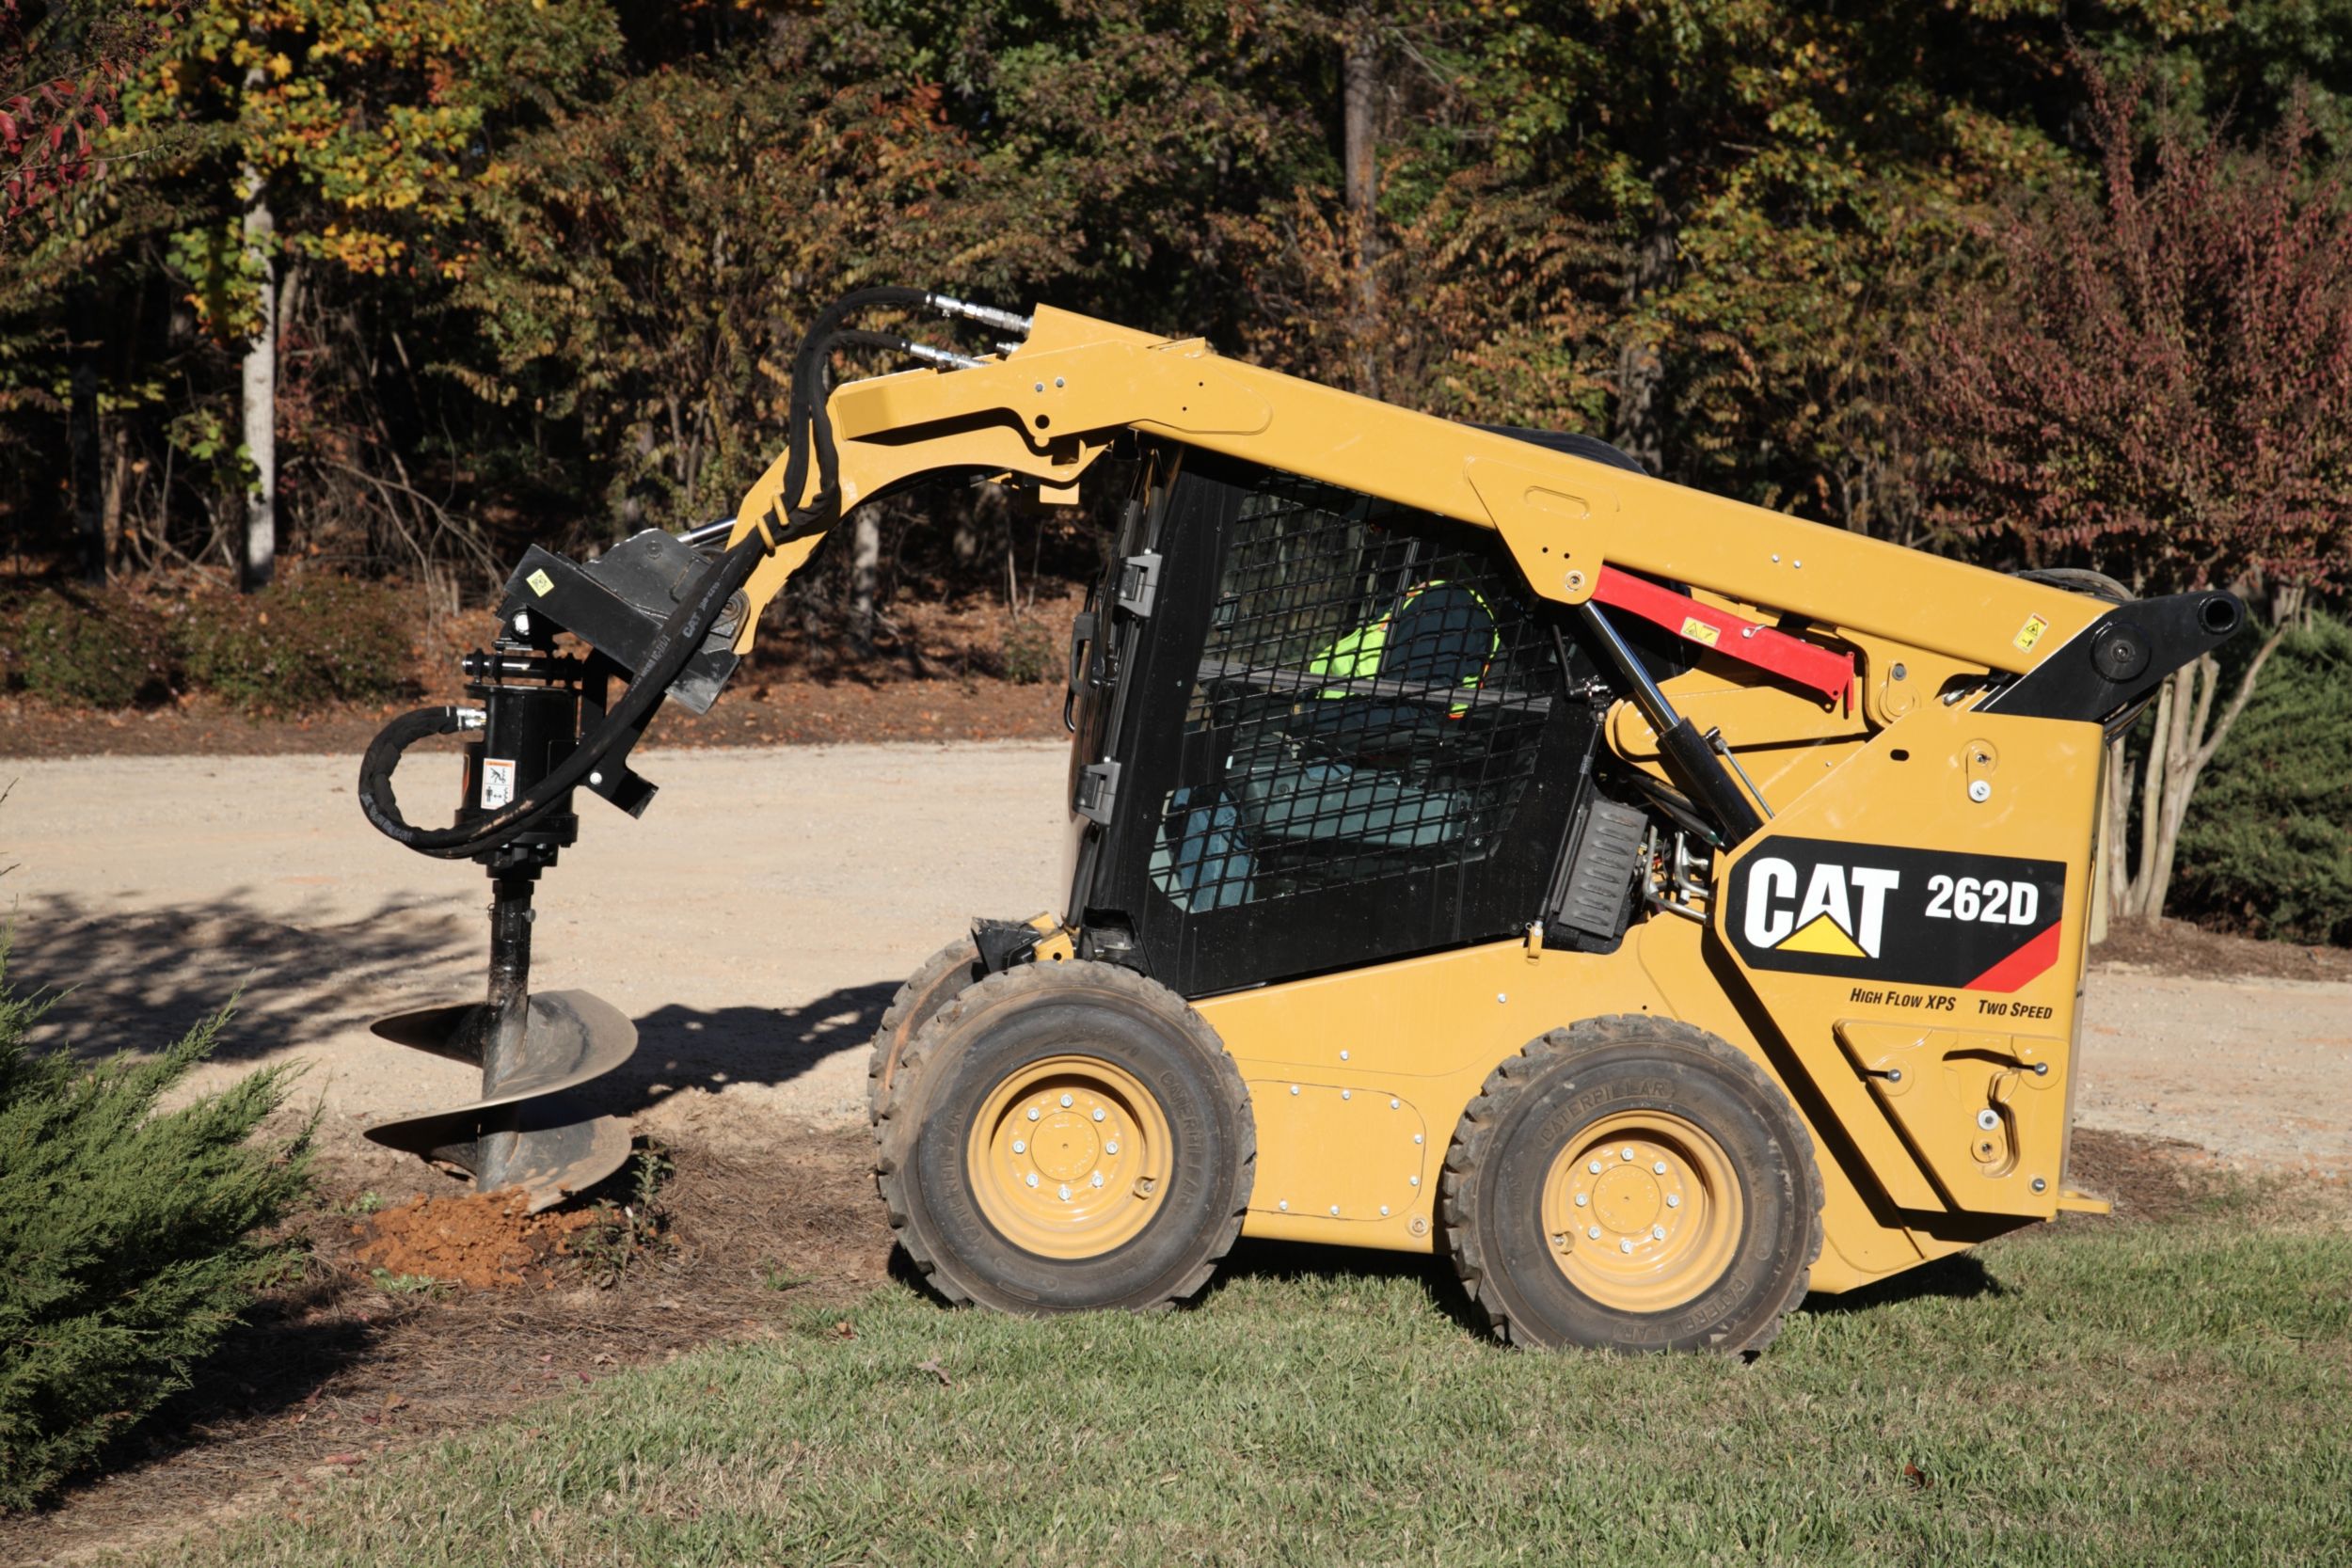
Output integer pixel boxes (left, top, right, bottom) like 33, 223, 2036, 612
1576, 601, 1768, 847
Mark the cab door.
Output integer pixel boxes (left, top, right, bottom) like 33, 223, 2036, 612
1071, 450, 1604, 998
1058, 448, 1178, 921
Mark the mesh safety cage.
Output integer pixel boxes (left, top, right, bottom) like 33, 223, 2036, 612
1147, 472, 1562, 916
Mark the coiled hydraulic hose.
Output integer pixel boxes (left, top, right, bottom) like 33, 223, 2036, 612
357, 519, 795, 859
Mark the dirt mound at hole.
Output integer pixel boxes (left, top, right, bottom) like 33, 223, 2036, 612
350, 1190, 603, 1290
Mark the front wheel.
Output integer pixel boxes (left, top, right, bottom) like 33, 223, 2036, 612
1440, 1016, 1823, 1354
866, 936, 981, 1120
875, 960, 1254, 1315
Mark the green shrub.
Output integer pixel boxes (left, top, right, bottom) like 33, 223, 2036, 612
0, 967, 312, 1512
181, 577, 416, 714
999, 617, 1057, 685
9, 589, 180, 707
2173, 613, 2352, 946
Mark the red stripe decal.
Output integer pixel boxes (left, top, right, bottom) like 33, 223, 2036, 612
1962, 922, 2062, 993
1590, 566, 1855, 710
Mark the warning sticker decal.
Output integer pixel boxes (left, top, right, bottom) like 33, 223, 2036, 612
481, 758, 516, 811
1721, 835, 2066, 992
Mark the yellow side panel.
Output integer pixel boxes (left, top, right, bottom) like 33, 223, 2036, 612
1243, 1082, 1429, 1226
1833, 1022, 2067, 1216
1709, 702, 2105, 1230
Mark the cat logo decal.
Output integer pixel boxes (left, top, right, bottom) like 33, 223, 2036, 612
1722, 837, 2066, 992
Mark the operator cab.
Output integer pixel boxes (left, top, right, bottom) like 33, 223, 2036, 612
1063, 439, 1648, 999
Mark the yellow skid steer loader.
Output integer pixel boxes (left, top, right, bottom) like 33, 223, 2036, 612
358, 290, 2242, 1353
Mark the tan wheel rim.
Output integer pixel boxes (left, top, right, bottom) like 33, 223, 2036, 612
966, 1053, 1172, 1259
1539, 1110, 1743, 1313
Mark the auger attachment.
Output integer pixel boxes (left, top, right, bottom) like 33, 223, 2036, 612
355, 285, 1028, 1206
357, 528, 756, 1208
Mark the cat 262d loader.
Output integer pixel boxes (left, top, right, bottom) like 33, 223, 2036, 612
358, 289, 2242, 1354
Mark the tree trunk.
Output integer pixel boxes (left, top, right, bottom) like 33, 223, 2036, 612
68, 286, 103, 581
102, 422, 128, 571
850, 500, 881, 655
2127, 676, 2170, 911
1342, 8, 1380, 399
2116, 628, 2286, 924
1613, 208, 1677, 474
240, 167, 278, 591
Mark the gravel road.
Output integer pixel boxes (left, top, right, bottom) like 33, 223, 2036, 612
5, 745, 2344, 1183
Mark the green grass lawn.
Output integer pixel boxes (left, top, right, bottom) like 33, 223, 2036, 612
166, 1186, 2350, 1567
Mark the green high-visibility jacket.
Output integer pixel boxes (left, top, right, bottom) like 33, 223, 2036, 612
1308, 579, 1498, 715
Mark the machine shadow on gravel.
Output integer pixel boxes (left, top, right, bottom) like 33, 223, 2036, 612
589, 983, 901, 1115
8, 890, 471, 1062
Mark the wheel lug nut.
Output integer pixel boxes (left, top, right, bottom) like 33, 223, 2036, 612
1587, 1160, 1603, 1175
1091, 1172, 1105, 1188
1104, 1140, 1119, 1154
1025, 1172, 1039, 1189
1574, 1193, 1589, 1207
1618, 1238, 1635, 1254
1026, 1107, 1041, 1121
1651, 1225, 1666, 1240
1012, 1139, 1026, 1154
1059, 1093, 1074, 1108
1652, 1162, 1667, 1175
1666, 1194, 1681, 1208
1586, 1226, 1602, 1241
1620, 1148, 1634, 1162
1057, 1183, 1072, 1201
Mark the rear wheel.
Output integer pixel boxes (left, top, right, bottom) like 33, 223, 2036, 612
875, 960, 1254, 1314
1441, 1015, 1822, 1354
866, 937, 981, 1120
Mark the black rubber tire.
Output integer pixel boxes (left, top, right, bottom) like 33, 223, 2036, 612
866, 936, 982, 1122
1440, 1015, 1823, 1354
874, 960, 1254, 1315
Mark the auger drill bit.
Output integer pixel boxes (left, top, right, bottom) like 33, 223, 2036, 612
365, 876, 637, 1210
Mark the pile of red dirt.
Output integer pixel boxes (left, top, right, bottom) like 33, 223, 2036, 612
348, 1190, 605, 1290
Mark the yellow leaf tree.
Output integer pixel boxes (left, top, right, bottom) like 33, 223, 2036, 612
122, 0, 499, 587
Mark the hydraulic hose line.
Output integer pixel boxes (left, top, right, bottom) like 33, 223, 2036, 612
360, 286, 1028, 862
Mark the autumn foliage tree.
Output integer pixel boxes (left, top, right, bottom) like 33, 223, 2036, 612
1904, 66, 2352, 925
113, 0, 598, 587
0, 1, 176, 230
